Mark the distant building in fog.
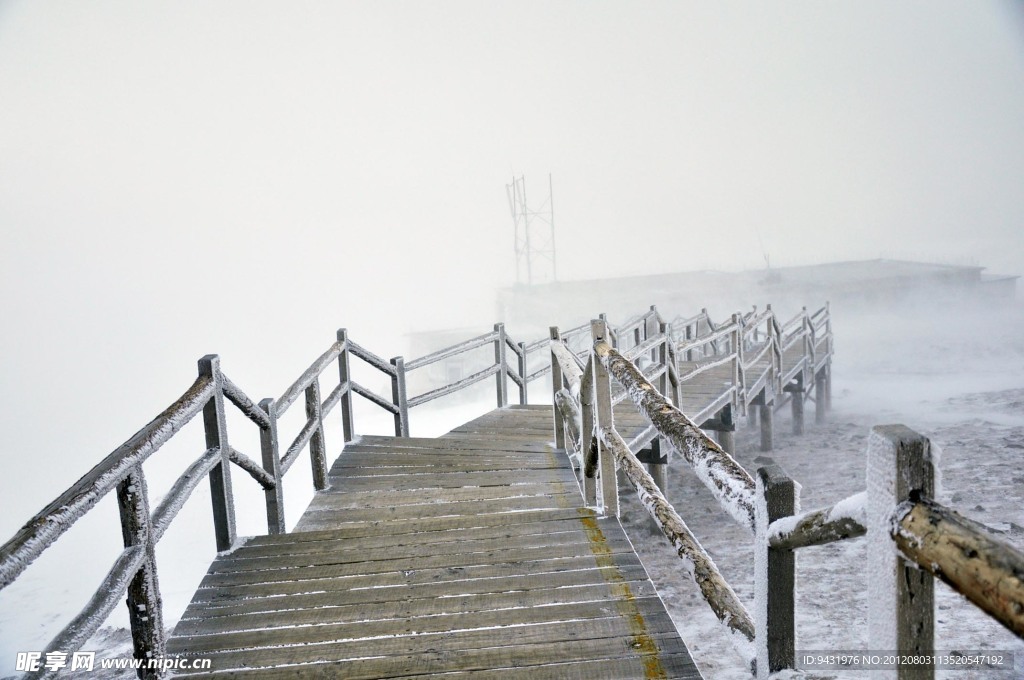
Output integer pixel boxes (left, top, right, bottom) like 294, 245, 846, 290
496, 259, 1019, 333
405, 259, 1017, 390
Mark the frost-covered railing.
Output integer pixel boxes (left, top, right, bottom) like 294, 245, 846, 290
0, 356, 281, 680
584, 320, 759, 666
762, 426, 1024, 678
405, 323, 524, 416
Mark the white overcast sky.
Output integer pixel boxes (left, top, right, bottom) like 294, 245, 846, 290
2, 2, 1024, 524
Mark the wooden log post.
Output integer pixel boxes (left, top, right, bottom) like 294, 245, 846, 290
494, 323, 508, 407
646, 437, 667, 495
591, 318, 619, 517
645, 305, 659, 363
867, 425, 935, 680
815, 369, 827, 424
549, 327, 567, 451
718, 404, 736, 455
755, 461, 797, 678
581, 357, 598, 509
305, 377, 328, 491
116, 465, 165, 676
336, 328, 355, 442
787, 374, 805, 435
732, 312, 744, 405
258, 398, 285, 534
199, 355, 235, 552
760, 398, 774, 452
390, 356, 410, 437
516, 340, 529, 405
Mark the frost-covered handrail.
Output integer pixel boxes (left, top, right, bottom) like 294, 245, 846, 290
893, 496, 1024, 638
221, 373, 271, 429
277, 340, 344, 416
350, 382, 399, 414
404, 330, 497, 370
0, 373, 215, 590
407, 363, 500, 408
151, 447, 222, 543
346, 339, 396, 377
622, 332, 667, 362
550, 340, 584, 394
598, 425, 756, 649
595, 340, 757, 530
31, 545, 147, 680
677, 320, 737, 354
768, 491, 867, 550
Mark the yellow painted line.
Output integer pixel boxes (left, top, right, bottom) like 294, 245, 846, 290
579, 513, 668, 680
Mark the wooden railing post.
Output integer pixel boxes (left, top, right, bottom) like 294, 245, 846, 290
755, 461, 797, 678
660, 321, 682, 407
549, 327, 566, 451
718, 404, 736, 454
824, 301, 833, 411
116, 465, 164, 676
305, 377, 328, 491
591, 318, 618, 517
258, 398, 285, 534
390, 356, 410, 437
336, 328, 354, 442
581, 357, 598, 509
759, 399, 774, 452
516, 340, 529, 405
685, 322, 694, 361
815, 370, 827, 425
198, 355, 235, 552
732, 313, 746, 416
867, 425, 935, 680
494, 323, 508, 407
789, 373, 805, 436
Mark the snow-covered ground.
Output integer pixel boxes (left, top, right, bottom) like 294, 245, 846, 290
2, 298, 1022, 679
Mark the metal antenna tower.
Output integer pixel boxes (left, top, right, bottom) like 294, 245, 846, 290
506, 174, 556, 286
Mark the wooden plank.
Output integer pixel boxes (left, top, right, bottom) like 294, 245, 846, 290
229, 516, 605, 558
299, 486, 581, 510
174, 643, 699, 679
325, 468, 578, 491
295, 497, 578, 528
210, 526, 627, 573
241, 507, 595, 546
169, 608, 680, 670
205, 528, 639, 576
190, 561, 650, 618
176, 578, 659, 636
172, 597, 673, 655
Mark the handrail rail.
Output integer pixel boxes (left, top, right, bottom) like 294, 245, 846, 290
894, 495, 1024, 637
404, 330, 497, 371
595, 340, 757, 530
346, 339, 397, 377
0, 373, 215, 589
407, 363, 500, 408
598, 424, 755, 646
277, 341, 344, 415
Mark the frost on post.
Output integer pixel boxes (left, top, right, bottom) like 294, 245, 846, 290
866, 424, 935, 673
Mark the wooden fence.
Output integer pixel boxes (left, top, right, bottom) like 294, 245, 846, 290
550, 315, 1024, 678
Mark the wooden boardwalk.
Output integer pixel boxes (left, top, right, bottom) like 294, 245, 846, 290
167, 405, 702, 678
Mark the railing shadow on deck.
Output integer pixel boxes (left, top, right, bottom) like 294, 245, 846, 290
0, 301, 829, 679
550, 313, 1024, 678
